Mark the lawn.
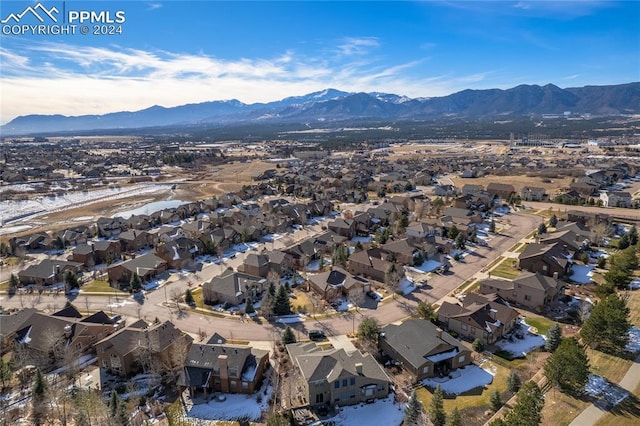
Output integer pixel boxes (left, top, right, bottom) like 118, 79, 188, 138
594, 381, 640, 426
587, 348, 633, 384
626, 290, 640, 328
490, 258, 520, 280
541, 389, 591, 426
523, 316, 555, 336
191, 287, 206, 309
512, 243, 528, 254
416, 361, 510, 414
82, 279, 128, 295
0, 280, 8, 291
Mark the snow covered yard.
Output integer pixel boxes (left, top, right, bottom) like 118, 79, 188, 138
494, 321, 545, 358
184, 381, 273, 422
398, 278, 417, 295
569, 265, 595, 284
407, 259, 441, 273
420, 365, 495, 395
625, 326, 640, 353
326, 395, 404, 426
585, 374, 629, 407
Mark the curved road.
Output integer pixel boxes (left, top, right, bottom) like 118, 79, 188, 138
0, 211, 541, 342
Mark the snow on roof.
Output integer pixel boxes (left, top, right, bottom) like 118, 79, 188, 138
426, 348, 458, 363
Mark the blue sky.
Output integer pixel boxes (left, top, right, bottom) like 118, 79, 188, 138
0, 0, 638, 124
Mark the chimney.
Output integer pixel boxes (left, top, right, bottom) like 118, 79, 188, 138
489, 308, 497, 320
355, 363, 363, 375
218, 354, 229, 379
435, 327, 443, 339
553, 272, 559, 280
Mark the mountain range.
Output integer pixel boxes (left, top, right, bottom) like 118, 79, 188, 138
2, 82, 639, 135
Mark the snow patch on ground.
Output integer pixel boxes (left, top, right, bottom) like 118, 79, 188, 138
585, 374, 629, 407
351, 235, 372, 243
420, 365, 495, 395
184, 381, 273, 422
629, 278, 640, 290
408, 259, 441, 273
275, 314, 307, 324
327, 395, 404, 426
398, 278, 417, 295
625, 326, 640, 353
570, 265, 595, 284
494, 322, 545, 357
306, 258, 331, 271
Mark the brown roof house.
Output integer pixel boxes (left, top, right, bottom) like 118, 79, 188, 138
287, 342, 390, 408
521, 186, 547, 202
517, 242, 573, 279
347, 249, 393, 283
203, 271, 266, 306
438, 294, 520, 345
238, 253, 270, 278
96, 320, 192, 377
178, 341, 269, 397
328, 218, 356, 238
307, 267, 370, 302
107, 253, 168, 289
18, 259, 83, 287
486, 183, 516, 200
155, 237, 203, 270
479, 272, 565, 312
69, 240, 121, 267
379, 319, 471, 382
119, 230, 154, 253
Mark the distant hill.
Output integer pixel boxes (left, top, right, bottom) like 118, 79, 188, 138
2, 82, 638, 135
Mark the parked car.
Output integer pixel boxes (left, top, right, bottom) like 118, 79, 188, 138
308, 330, 326, 341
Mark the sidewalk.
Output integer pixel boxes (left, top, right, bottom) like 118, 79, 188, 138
569, 355, 640, 426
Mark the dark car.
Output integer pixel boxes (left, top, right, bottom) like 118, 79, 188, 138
308, 330, 326, 341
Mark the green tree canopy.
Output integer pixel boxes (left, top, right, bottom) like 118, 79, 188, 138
429, 385, 446, 426
357, 316, 381, 345
446, 407, 462, 426
581, 293, 630, 352
404, 390, 423, 425
545, 323, 562, 352
544, 337, 590, 392
282, 326, 296, 345
274, 285, 292, 316
416, 301, 436, 321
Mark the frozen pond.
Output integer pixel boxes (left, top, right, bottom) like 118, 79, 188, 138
114, 199, 188, 218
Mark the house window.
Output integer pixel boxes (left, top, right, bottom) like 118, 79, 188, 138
334, 381, 340, 389
316, 394, 324, 404
75, 343, 82, 350
470, 328, 476, 334
459, 355, 466, 363
461, 324, 468, 331
524, 295, 531, 301
350, 378, 355, 386
102, 360, 108, 368
230, 380, 237, 388
342, 379, 348, 387
542, 265, 548, 271
422, 366, 429, 374
377, 384, 386, 391
229, 368, 237, 376
242, 382, 249, 389
512, 291, 517, 297
214, 379, 220, 385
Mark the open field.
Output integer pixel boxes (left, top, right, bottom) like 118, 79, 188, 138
82, 279, 129, 295
627, 290, 640, 328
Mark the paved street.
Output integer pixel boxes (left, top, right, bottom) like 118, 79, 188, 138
0, 211, 541, 342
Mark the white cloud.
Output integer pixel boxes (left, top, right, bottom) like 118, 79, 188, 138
0, 42, 497, 123
337, 37, 380, 56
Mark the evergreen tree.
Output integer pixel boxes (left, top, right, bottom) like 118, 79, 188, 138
618, 234, 630, 250
32, 368, 48, 425
8, 273, 19, 293
455, 232, 466, 250
549, 214, 558, 228
130, 272, 142, 292
416, 301, 436, 321
446, 407, 462, 426
116, 397, 128, 426
581, 293, 631, 352
109, 390, 119, 418
489, 218, 496, 233
0, 357, 12, 389
282, 326, 296, 345
448, 225, 460, 241
357, 316, 381, 345
489, 389, 503, 412
506, 371, 521, 393
629, 225, 638, 246
184, 288, 195, 306
544, 337, 590, 392
472, 338, 484, 352
245, 297, 255, 314
545, 323, 562, 352
65, 270, 80, 291
537, 223, 547, 235
504, 381, 544, 426
274, 285, 292, 316
429, 385, 446, 426
404, 390, 423, 425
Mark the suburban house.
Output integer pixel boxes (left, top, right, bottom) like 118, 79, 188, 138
18, 259, 83, 287
238, 253, 270, 277
600, 191, 632, 208
264, 250, 294, 276
328, 218, 356, 238
178, 341, 269, 397
437, 293, 520, 345
379, 319, 471, 382
406, 221, 437, 241
479, 272, 565, 311
538, 229, 585, 252
287, 342, 390, 408
348, 249, 393, 283
521, 186, 547, 202
202, 271, 266, 306
119, 230, 154, 253
307, 267, 370, 302
107, 253, 168, 288
566, 210, 611, 227
96, 320, 192, 377
155, 238, 202, 270
486, 182, 516, 200
69, 240, 121, 267
0, 308, 38, 354
517, 242, 573, 279
381, 239, 432, 266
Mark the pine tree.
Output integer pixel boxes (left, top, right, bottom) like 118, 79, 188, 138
109, 390, 119, 418
544, 337, 590, 392
32, 368, 48, 425
130, 272, 142, 292
429, 385, 446, 426
357, 316, 381, 345
455, 232, 466, 250
404, 390, 423, 425
504, 381, 544, 426
282, 327, 296, 345
184, 288, 195, 306
0, 357, 12, 389
8, 273, 19, 292
245, 297, 255, 314
581, 293, 631, 352
274, 285, 292, 316
489, 389, 503, 412
545, 323, 562, 352
537, 223, 547, 235
489, 218, 496, 233
549, 214, 558, 228
446, 407, 462, 426
506, 371, 521, 393
629, 225, 638, 246
416, 301, 436, 321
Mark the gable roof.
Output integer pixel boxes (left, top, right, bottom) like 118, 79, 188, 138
380, 319, 465, 370
308, 267, 368, 292
514, 271, 563, 292
95, 320, 187, 357
205, 271, 266, 298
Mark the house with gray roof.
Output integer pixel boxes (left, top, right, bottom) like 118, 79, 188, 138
518, 242, 573, 279
203, 271, 266, 306
177, 342, 269, 397
107, 253, 168, 288
307, 267, 370, 302
479, 272, 565, 311
379, 319, 471, 382
18, 259, 83, 287
287, 342, 390, 408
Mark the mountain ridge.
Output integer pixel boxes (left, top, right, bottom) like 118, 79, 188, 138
2, 82, 639, 135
